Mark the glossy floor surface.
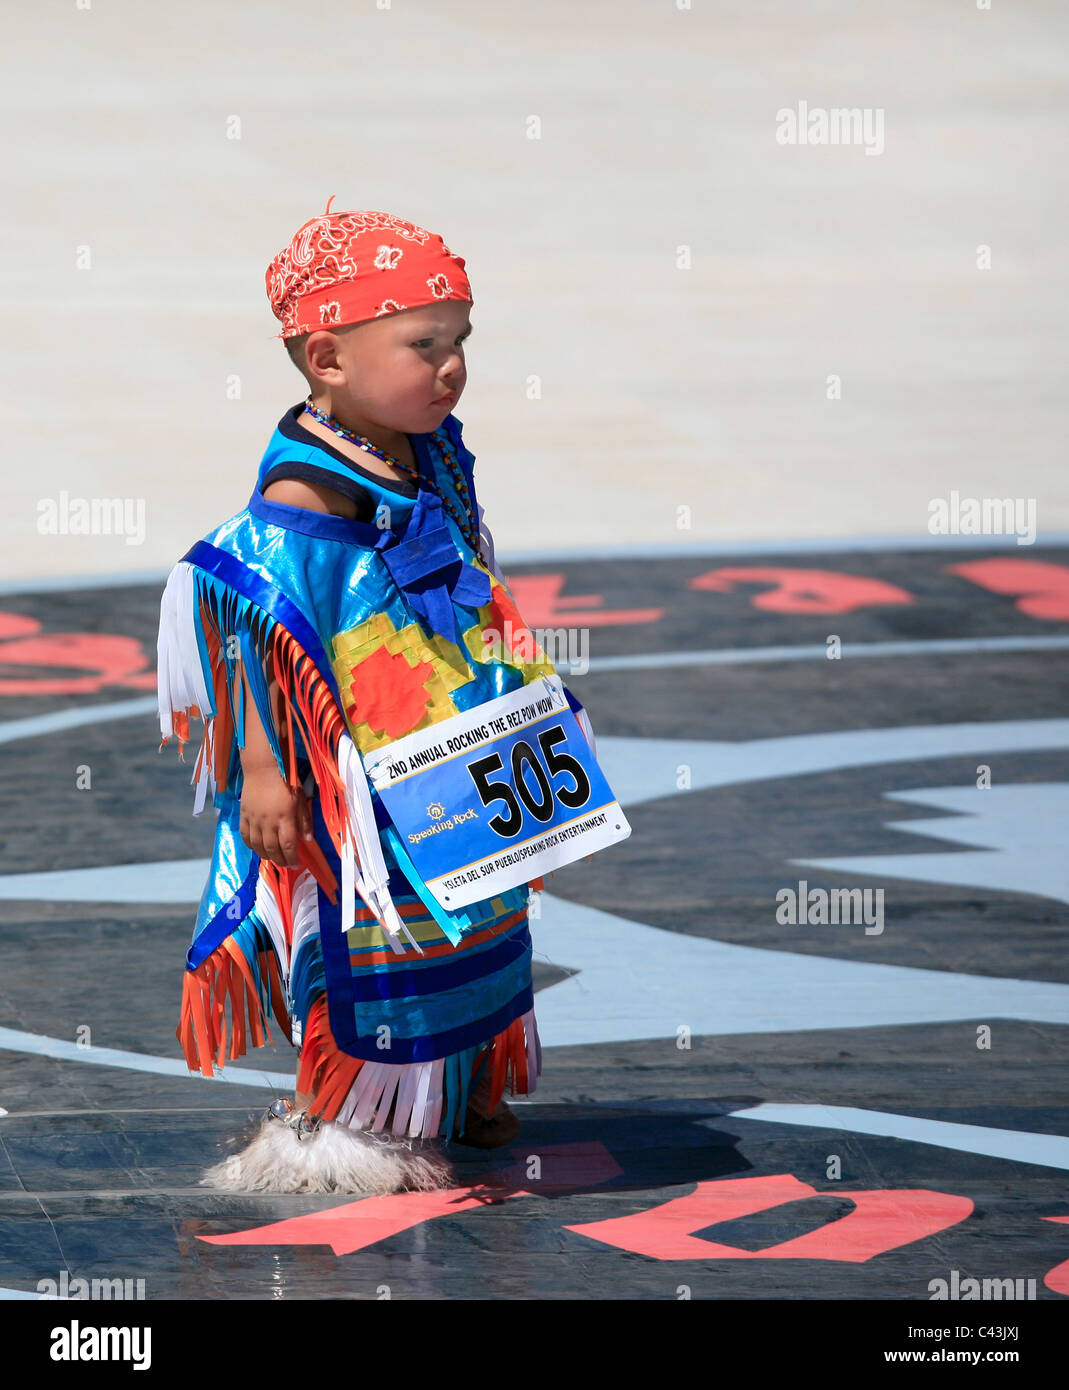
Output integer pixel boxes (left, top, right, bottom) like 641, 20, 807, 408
2, 542, 1068, 1298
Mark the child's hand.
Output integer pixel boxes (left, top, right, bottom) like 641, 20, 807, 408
239, 767, 315, 869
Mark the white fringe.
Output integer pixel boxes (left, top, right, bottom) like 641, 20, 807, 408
157, 560, 218, 812
289, 870, 320, 972
200, 1115, 453, 1195
392, 1064, 421, 1138
288, 870, 321, 1047
328, 1007, 540, 1141
157, 561, 213, 737
253, 868, 286, 985
337, 734, 422, 954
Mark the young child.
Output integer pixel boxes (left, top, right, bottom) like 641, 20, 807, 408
156, 201, 618, 1195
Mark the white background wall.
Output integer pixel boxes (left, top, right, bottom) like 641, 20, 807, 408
2, 0, 1066, 579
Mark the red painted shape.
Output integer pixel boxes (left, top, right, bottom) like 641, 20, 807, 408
507, 575, 663, 628
688, 567, 914, 615
0, 629, 157, 694
196, 1142, 623, 1255
947, 558, 1069, 621
1042, 1215, 1069, 1296
565, 1174, 973, 1262
200, 1186, 529, 1256
0, 612, 41, 641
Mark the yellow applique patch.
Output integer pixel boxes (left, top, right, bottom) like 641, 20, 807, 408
461, 574, 557, 680
332, 612, 471, 754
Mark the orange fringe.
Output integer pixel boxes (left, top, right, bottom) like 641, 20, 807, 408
476, 1016, 531, 1115
270, 624, 351, 874
177, 936, 292, 1079
174, 610, 537, 1107
164, 600, 369, 911
296, 996, 366, 1121
295, 994, 535, 1130
174, 616, 365, 1081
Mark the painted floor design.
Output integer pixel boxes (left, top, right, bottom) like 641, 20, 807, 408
1, 543, 1068, 1300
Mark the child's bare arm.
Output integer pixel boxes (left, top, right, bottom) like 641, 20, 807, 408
235, 480, 351, 866
235, 662, 314, 868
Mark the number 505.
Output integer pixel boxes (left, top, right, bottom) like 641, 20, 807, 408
467, 723, 592, 838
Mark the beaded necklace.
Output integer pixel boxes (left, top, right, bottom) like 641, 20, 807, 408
302, 397, 483, 561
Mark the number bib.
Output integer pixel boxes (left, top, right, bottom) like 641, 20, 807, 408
362, 674, 631, 909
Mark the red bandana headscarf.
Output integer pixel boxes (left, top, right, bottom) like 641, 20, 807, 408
266, 196, 472, 340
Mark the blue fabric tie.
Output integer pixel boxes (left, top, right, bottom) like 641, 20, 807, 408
377, 490, 491, 648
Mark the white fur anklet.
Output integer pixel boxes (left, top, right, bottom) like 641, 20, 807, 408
201, 1102, 455, 1195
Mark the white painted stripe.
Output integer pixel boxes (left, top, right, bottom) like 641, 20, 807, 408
0, 859, 211, 904
0, 569, 170, 596
533, 890, 1069, 1045
564, 634, 1069, 675
0, 698, 157, 745
730, 1103, 1069, 1172
514, 1096, 1069, 1171
0, 1027, 293, 1092
795, 783, 1069, 907
598, 719, 1069, 810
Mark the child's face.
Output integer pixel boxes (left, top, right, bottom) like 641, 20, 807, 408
306, 300, 472, 434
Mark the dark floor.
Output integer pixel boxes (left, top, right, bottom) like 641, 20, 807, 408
1, 543, 1068, 1300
